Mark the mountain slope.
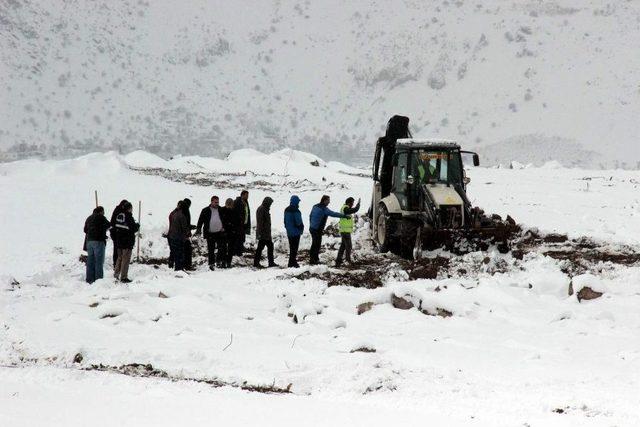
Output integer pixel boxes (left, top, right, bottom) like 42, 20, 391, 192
1, 0, 639, 167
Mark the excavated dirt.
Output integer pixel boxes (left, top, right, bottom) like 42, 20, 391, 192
287, 268, 385, 289
279, 228, 640, 291
408, 257, 451, 280
127, 215, 639, 292
512, 229, 640, 275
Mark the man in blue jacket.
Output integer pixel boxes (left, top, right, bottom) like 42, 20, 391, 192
284, 195, 304, 268
308, 195, 349, 265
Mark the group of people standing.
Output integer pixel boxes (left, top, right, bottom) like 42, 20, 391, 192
83, 200, 140, 283
167, 191, 361, 271
83, 190, 361, 284
166, 191, 251, 271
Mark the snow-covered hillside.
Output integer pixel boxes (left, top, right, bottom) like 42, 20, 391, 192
1, 149, 640, 426
1, 1, 639, 167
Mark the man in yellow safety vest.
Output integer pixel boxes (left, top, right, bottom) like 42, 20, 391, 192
335, 197, 361, 267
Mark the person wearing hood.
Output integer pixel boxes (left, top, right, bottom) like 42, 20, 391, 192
113, 201, 140, 283
233, 190, 251, 255
109, 199, 128, 265
254, 196, 277, 268
168, 200, 190, 271
283, 195, 304, 268
84, 206, 111, 283
308, 195, 349, 265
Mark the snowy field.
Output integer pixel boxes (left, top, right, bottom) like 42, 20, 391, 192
1, 150, 640, 426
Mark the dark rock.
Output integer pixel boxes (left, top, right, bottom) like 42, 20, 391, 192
357, 302, 374, 315
89, 302, 99, 308
391, 294, 414, 310
577, 287, 603, 302
158, 291, 168, 298
73, 353, 83, 364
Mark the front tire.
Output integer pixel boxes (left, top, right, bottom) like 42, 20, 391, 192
376, 204, 392, 253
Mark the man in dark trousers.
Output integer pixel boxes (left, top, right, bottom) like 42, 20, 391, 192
233, 190, 251, 255
84, 206, 111, 283
196, 196, 228, 270
113, 201, 140, 282
308, 195, 349, 265
221, 198, 239, 267
182, 198, 196, 270
335, 197, 361, 267
254, 196, 277, 268
109, 199, 128, 265
167, 201, 191, 271
284, 195, 304, 268
167, 200, 183, 268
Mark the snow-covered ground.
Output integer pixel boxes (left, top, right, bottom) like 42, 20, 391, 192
1, 150, 640, 426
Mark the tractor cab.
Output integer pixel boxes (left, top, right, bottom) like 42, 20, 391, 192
390, 140, 477, 212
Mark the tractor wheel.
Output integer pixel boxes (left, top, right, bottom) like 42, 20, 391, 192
376, 204, 393, 253
399, 220, 420, 259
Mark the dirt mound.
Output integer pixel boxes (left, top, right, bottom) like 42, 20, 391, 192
287, 268, 384, 289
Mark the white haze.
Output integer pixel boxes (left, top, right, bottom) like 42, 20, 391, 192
1, 0, 639, 167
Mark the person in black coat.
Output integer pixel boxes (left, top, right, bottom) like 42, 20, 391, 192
254, 197, 276, 268
181, 198, 197, 270
221, 198, 239, 267
84, 206, 111, 283
109, 200, 128, 265
113, 201, 140, 283
232, 190, 251, 256
168, 201, 190, 271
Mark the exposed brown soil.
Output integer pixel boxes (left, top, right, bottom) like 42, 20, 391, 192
84, 362, 292, 394
513, 228, 640, 275
287, 269, 384, 289
408, 257, 451, 280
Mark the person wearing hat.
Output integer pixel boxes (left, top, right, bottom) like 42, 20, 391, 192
283, 195, 304, 268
